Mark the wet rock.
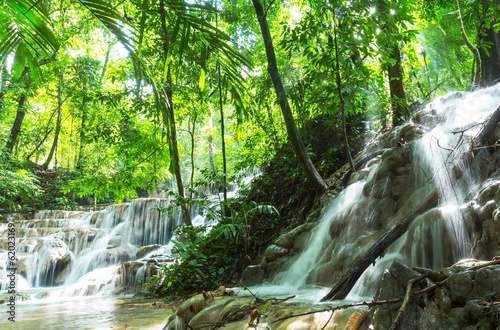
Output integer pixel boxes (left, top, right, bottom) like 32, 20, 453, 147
264, 256, 291, 278
368, 260, 421, 329
136, 244, 161, 259
447, 271, 474, 305
273, 223, 316, 251
175, 294, 212, 326
468, 265, 500, 301
263, 245, 289, 263
241, 265, 265, 286
479, 200, 496, 220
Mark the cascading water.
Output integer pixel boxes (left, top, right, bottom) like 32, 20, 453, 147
260, 83, 500, 302
0, 198, 185, 295
0, 173, 252, 307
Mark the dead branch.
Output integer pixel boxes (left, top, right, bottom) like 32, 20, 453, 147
272, 280, 446, 324
321, 310, 335, 330
390, 273, 428, 330
467, 257, 500, 270
432, 135, 454, 152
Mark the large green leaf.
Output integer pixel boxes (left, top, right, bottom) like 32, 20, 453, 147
0, 0, 59, 83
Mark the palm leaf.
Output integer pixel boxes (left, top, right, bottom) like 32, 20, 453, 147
0, 0, 59, 82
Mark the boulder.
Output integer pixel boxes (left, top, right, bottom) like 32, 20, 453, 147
241, 265, 265, 286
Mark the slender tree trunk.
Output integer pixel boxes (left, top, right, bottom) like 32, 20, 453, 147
0, 64, 7, 113
217, 62, 227, 202
454, 0, 481, 88
43, 66, 65, 170
5, 87, 29, 153
330, 8, 355, 173
252, 0, 327, 196
99, 41, 112, 88
189, 108, 197, 197
208, 114, 216, 172
26, 106, 58, 161
77, 100, 87, 169
215, 2, 227, 202
265, 103, 280, 151
43, 3, 66, 169
160, 0, 192, 227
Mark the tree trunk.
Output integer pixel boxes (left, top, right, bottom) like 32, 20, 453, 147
26, 106, 58, 161
265, 103, 280, 151
479, 18, 500, 87
252, 0, 328, 196
208, 114, 216, 172
217, 61, 227, 202
5, 82, 30, 153
43, 66, 65, 170
388, 44, 408, 126
330, 8, 355, 173
160, 0, 192, 227
377, 0, 408, 126
322, 103, 500, 301
453, 0, 482, 88
189, 107, 197, 197
0, 64, 7, 113
99, 41, 112, 88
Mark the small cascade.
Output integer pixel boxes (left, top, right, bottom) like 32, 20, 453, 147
0, 196, 189, 296
275, 180, 368, 289
0, 172, 257, 299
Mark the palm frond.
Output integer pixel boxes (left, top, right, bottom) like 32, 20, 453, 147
0, 0, 59, 82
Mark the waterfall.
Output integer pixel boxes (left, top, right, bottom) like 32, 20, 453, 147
0, 173, 253, 298
263, 83, 500, 300
0, 197, 191, 296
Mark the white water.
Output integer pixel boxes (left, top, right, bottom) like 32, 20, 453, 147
253, 83, 500, 302
0, 172, 256, 300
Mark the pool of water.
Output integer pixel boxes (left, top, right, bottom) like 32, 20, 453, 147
0, 295, 172, 330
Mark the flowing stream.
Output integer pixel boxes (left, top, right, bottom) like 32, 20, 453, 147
2, 84, 500, 327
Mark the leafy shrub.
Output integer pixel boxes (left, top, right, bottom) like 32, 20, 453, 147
149, 198, 280, 299
0, 149, 43, 213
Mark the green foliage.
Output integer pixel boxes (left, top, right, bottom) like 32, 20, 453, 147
0, 0, 60, 84
149, 198, 280, 299
0, 148, 42, 212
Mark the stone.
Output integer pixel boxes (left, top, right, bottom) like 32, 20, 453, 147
369, 260, 421, 329
273, 223, 316, 251
468, 265, 500, 301
241, 265, 265, 286
263, 244, 289, 263
478, 200, 496, 220
447, 271, 474, 305
136, 244, 161, 259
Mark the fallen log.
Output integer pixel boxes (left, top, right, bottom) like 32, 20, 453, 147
322, 103, 500, 301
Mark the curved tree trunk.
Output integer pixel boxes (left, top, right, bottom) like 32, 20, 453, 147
252, 0, 328, 196
5, 85, 29, 153
43, 65, 65, 170
159, 0, 192, 227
